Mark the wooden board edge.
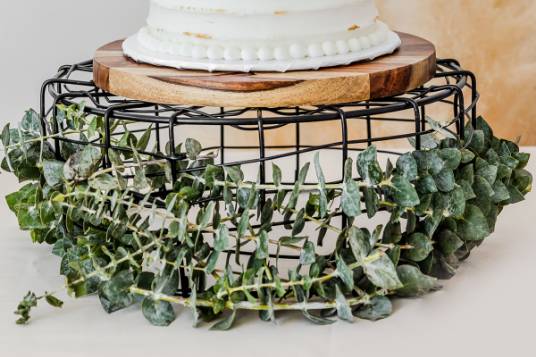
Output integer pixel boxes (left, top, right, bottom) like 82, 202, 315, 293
106, 70, 373, 107
93, 58, 110, 92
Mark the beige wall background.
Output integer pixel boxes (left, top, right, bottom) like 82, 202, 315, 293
378, 0, 536, 145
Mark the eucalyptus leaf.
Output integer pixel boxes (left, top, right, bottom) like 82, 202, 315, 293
335, 285, 353, 322
237, 210, 250, 240
458, 204, 490, 241
403, 233, 434, 262
272, 163, 282, 187
63, 145, 101, 180
292, 209, 306, 236
446, 187, 466, 217
287, 163, 309, 210
363, 187, 379, 218
434, 169, 456, 192
506, 185, 525, 204
190, 285, 200, 327
336, 256, 354, 290
303, 310, 336, 325
136, 125, 153, 152
387, 245, 401, 267
396, 265, 441, 297
409, 133, 439, 150
437, 229, 464, 256
142, 298, 176, 327
1, 123, 10, 147
210, 309, 237, 331
314, 153, 328, 218
382, 220, 402, 244
185, 138, 202, 160
21, 109, 42, 134
348, 226, 370, 262
300, 241, 316, 265
513, 169, 533, 194
416, 175, 438, 194
467, 130, 486, 154
256, 231, 269, 260
354, 296, 392, 321
476, 163, 498, 186
98, 270, 135, 313
439, 148, 462, 170
214, 225, 230, 252
357, 146, 383, 186
460, 148, 476, 164
225, 166, 244, 184
42, 160, 65, 187
205, 251, 220, 274
260, 198, 274, 231
89, 174, 118, 192
396, 153, 418, 181
363, 251, 403, 290
391, 175, 420, 207
44, 293, 64, 308
133, 169, 150, 191
342, 158, 361, 217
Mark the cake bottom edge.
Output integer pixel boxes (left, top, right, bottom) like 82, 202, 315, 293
122, 32, 402, 73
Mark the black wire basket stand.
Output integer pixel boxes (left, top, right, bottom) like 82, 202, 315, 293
38, 58, 479, 297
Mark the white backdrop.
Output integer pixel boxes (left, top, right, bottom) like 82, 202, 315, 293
0, 0, 147, 126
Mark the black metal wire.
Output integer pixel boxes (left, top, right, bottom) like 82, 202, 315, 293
38, 59, 479, 292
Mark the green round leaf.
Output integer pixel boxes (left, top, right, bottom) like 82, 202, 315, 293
98, 271, 134, 314
458, 204, 490, 241
404, 233, 434, 262
383, 221, 402, 244
396, 265, 441, 297
439, 148, 462, 170
364, 251, 403, 290
142, 298, 176, 327
354, 296, 392, 321
391, 175, 420, 207
434, 169, 456, 192
437, 229, 464, 256
396, 153, 418, 181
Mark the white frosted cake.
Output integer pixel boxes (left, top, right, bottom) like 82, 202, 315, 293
123, 0, 401, 72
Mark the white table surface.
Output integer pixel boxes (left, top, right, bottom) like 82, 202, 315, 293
0, 149, 535, 357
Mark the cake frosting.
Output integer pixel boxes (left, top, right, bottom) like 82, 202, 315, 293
123, 0, 401, 72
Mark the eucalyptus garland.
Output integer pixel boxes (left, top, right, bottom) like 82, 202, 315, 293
1, 104, 532, 328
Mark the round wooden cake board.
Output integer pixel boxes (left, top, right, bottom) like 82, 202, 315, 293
93, 33, 436, 108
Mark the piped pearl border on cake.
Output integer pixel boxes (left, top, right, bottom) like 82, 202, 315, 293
138, 22, 390, 62
123, 25, 401, 72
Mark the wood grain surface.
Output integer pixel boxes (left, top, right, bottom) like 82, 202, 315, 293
93, 33, 436, 107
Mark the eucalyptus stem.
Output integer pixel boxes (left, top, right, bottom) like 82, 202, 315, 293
129, 286, 374, 312
219, 251, 384, 299
88, 159, 167, 180
1, 129, 89, 152
183, 173, 392, 193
